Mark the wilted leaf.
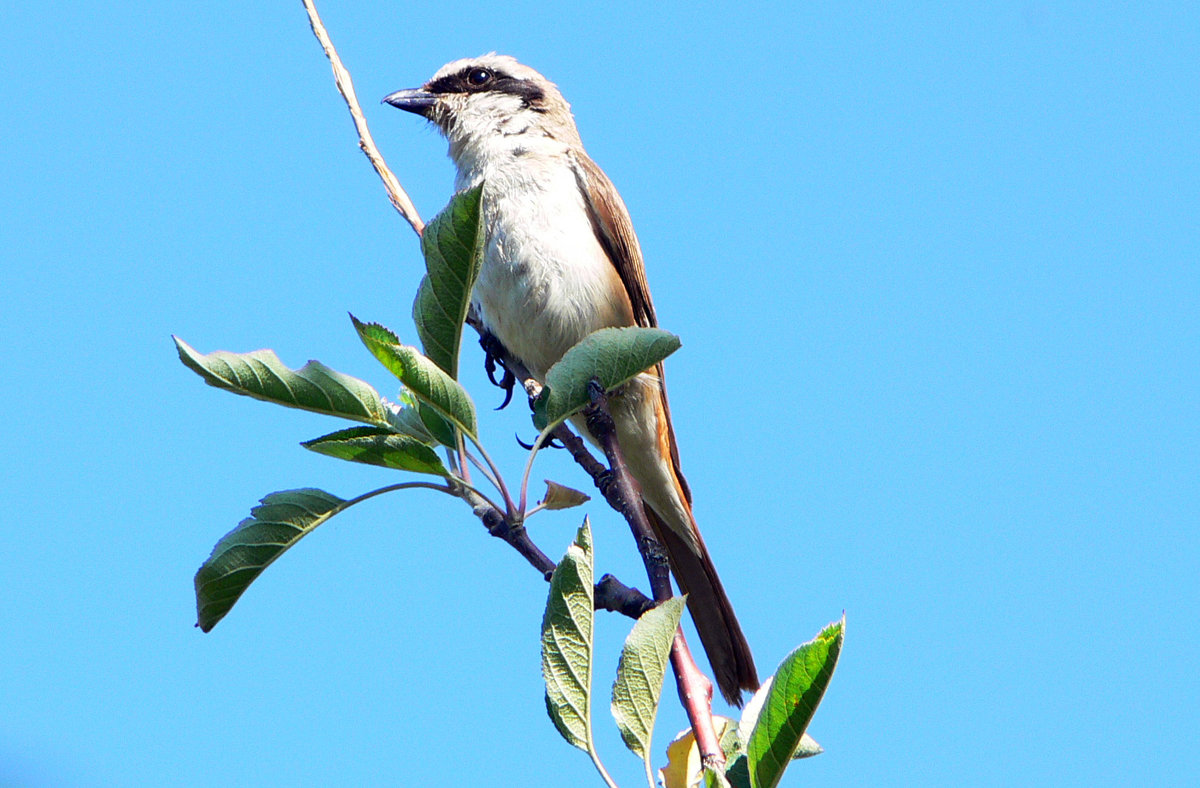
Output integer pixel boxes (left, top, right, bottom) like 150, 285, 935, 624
746, 617, 844, 788
301, 426, 448, 476
541, 519, 596, 752
660, 717, 740, 788
533, 327, 681, 430
612, 596, 686, 777
661, 726, 702, 788
175, 337, 390, 426
540, 480, 591, 511
351, 316, 478, 440
194, 489, 348, 632
413, 185, 483, 379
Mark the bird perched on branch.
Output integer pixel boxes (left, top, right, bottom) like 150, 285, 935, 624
385, 54, 758, 705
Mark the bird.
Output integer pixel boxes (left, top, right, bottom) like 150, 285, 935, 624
384, 54, 758, 705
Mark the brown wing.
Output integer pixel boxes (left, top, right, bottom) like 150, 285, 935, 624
569, 151, 692, 503
569, 152, 657, 327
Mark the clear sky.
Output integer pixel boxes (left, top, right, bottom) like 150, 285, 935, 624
2, 2, 1196, 786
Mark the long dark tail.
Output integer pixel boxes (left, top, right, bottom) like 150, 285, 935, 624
645, 506, 759, 706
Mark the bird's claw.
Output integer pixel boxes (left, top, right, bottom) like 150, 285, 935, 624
515, 433, 564, 451
480, 332, 517, 410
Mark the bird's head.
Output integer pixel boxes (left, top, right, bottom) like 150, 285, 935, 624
384, 55, 581, 172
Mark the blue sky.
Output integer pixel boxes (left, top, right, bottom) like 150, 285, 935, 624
2, 2, 1197, 786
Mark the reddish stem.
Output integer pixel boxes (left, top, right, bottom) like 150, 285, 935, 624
584, 380, 725, 769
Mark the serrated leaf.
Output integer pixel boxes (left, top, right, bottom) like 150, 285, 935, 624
660, 717, 741, 788
351, 316, 478, 440
612, 596, 686, 777
301, 426, 448, 476
175, 337, 390, 426
746, 617, 844, 788
413, 185, 483, 379
194, 489, 348, 632
532, 327, 681, 430
541, 519, 596, 752
540, 480, 591, 511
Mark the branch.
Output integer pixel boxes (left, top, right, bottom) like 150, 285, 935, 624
457, 483, 555, 577
595, 573, 656, 618
456, 481, 654, 612
302, 0, 425, 237
584, 381, 726, 772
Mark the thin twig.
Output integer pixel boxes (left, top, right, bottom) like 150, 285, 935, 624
517, 429, 552, 515
461, 445, 502, 498
466, 433, 518, 519
347, 481, 456, 505
452, 433, 470, 484
302, 0, 425, 237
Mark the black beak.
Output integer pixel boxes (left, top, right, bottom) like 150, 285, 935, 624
383, 88, 438, 117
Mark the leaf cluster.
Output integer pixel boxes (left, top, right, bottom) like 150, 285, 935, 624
177, 185, 844, 787
543, 522, 843, 788
177, 185, 677, 634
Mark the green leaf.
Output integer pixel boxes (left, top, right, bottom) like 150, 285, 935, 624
418, 403, 459, 448
175, 337, 391, 426
612, 596, 686, 778
746, 617, 844, 788
532, 327, 681, 430
725, 690, 821, 788
724, 759, 750, 788
413, 185, 484, 379
541, 519, 596, 752
539, 480, 591, 511
737, 682, 823, 762
194, 489, 348, 632
714, 712, 754, 788
301, 426, 448, 477
351, 316, 478, 440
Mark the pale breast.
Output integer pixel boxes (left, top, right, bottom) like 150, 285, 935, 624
472, 162, 636, 379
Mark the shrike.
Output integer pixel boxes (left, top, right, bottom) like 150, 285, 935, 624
385, 54, 758, 704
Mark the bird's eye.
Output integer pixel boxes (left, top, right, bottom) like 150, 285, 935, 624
467, 68, 493, 87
